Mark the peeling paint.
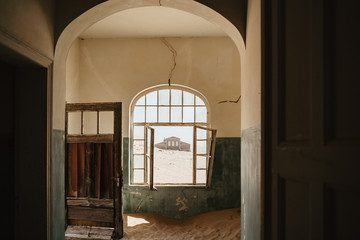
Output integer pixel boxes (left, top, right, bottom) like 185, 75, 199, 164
130, 191, 142, 195
176, 197, 188, 211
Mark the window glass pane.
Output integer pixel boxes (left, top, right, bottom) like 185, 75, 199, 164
146, 128, 151, 154
196, 156, 207, 169
195, 96, 205, 105
146, 107, 157, 123
171, 107, 182, 123
83, 111, 97, 134
134, 169, 145, 183
134, 106, 145, 122
196, 140, 206, 154
196, 127, 207, 139
159, 89, 169, 105
134, 155, 145, 168
196, 170, 206, 184
171, 89, 182, 105
183, 91, 194, 105
146, 91, 157, 105
68, 112, 81, 134
133, 140, 144, 154
196, 107, 207, 123
153, 126, 193, 184
136, 96, 145, 105
134, 126, 144, 139
158, 107, 169, 122
183, 106, 194, 123
99, 111, 114, 134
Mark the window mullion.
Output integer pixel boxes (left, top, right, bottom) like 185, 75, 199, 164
193, 125, 197, 185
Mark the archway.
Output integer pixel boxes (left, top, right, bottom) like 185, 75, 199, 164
52, 0, 247, 239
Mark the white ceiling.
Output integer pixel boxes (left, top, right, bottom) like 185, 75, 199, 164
79, 6, 227, 39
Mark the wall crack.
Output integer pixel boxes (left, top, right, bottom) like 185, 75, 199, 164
161, 38, 177, 86
218, 95, 241, 104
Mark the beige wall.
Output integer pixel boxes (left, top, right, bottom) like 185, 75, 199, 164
241, 0, 261, 130
0, 0, 54, 59
66, 37, 241, 137
66, 38, 80, 102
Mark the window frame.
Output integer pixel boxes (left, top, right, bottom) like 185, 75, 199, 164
129, 84, 213, 187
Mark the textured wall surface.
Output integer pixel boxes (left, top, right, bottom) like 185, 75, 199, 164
123, 137, 241, 219
51, 129, 65, 240
241, 125, 261, 240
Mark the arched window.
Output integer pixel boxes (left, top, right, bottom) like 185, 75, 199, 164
130, 85, 216, 187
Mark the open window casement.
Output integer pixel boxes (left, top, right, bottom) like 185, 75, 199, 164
144, 125, 155, 190
141, 124, 217, 188
193, 125, 217, 188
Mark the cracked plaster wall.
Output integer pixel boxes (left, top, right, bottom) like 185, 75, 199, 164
66, 37, 241, 137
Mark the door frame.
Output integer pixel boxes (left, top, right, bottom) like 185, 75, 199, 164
65, 102, 123, 239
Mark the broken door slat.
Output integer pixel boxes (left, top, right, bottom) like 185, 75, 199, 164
67, 206, 114, 223
68, 143, 78, 197
94, 143, 102, 199
77, 143, 86, 197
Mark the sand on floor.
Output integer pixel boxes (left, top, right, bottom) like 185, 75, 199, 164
123, 208, 241, 240
66, 208, 240, 240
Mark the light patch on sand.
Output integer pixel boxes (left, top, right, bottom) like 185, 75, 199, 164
127, 216, 150, 227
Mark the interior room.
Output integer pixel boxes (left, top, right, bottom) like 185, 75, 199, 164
1, 0, 359, 239
64, 6, 242, 238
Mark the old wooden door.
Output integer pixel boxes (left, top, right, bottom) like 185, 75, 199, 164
264, 0, 360, 239
65, 102, 123, 239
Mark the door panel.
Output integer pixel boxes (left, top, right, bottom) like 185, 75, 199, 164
65, 102, 123, 239
264, 0, 360, 239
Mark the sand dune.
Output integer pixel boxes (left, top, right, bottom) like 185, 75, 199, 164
123, 208, 241, 240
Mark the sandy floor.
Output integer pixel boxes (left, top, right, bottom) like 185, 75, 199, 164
123, 208, 241, 240
66, 208, 240, 240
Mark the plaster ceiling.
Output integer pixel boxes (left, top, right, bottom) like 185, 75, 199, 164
79, 6, 227, 39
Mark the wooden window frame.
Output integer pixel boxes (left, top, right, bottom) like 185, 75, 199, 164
130, 85, 216, 187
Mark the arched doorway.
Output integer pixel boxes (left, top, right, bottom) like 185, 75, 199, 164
52, 1, 247, 239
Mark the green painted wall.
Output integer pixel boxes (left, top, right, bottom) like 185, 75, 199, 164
122, 137, 241, 219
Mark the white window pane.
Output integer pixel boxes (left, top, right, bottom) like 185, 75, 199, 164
158, 107, 169, 122
134, 155, 145, 168
171, 89, 182, 105
136, 96, 145, 105
99, 111, 114, 134
134, 169, 145, 183
134, 106, 145, 122
134, 126, 144, 139
146, 107, 157, 123
83, 111, 97, 134
146, 91, 157, 105
171, 107, 182, 123
183, 91, 194, 105
196, 140, 206, 154
195, 96, 205, 105
196, 107, 207, 123
196, 127, 207, 139
183, 107, 194, 123
134, 140, 144, 154
68, 112, 81, 134
159, 89, 169, 105
196, 156, 207, 169
196, 170, 206, 184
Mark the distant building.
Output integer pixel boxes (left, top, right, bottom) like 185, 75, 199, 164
155, 136, 191, 151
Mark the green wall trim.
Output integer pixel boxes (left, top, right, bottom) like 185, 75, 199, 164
241, 125, 261, 240
51, 129, 65, 240
123, 137, 241, 219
